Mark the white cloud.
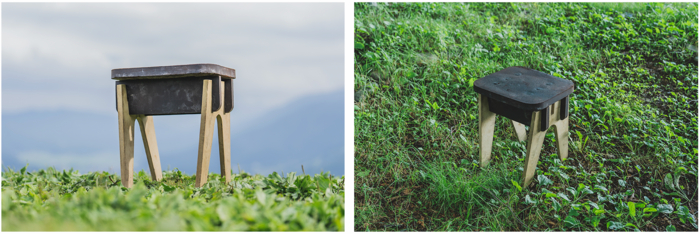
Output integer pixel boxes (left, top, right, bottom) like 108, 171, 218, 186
2, 89, 111, 113
2, 2, 344, 119
3, 20, 113, 69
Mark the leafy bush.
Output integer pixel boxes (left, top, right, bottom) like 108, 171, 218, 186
2, 166, 344, 231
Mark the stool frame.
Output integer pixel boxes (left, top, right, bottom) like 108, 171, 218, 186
117, 80, 231, 188
114, 64, 235, 188
479, 94, 569, 187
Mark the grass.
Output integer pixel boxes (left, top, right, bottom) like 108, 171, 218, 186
2, 166, 344, 231
354, 2, 697, 231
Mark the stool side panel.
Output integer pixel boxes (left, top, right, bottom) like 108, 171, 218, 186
474, 83, 573, 111
211, 76, 222, 113
116, 79, 205, 115
224, 79, 234, 113
114, 75, 226, 115
487, 98, 533, 126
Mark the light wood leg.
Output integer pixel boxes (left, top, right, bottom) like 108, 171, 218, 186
512, 120, 527, 141
117, 84, 135, 188
522, 110, 547, 187
195, 79, 216, 187
553, 100, 569, 161
479, 94, 497, 167
217, 111, 231, 183
553, 119, 569, 161
136, 115, 162, 181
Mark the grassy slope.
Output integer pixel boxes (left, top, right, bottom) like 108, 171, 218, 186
354, 2, 697, 231
2, 167, 344, 231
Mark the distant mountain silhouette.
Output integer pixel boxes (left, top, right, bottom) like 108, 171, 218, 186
228, 88, 344, 176
2, 89, 344, 176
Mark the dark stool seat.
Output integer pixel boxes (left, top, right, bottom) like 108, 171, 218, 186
112, 63, 236, 80
475, 67, 573, 130
474, 66, 573, 111
113, 64, 236, 188
474, 66, 574, 187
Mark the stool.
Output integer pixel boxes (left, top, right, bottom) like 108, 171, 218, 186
473, 66, 574, 187
112, 64, 236, 188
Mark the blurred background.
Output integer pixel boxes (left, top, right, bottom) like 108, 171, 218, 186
2, 3, 344, 176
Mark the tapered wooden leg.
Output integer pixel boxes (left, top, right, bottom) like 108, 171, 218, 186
522, 110, 548, 187
479, 94, 497, 167
136, 115, 162, 181
117, 84, 135, 188
553, 99, 569, 161
217, 112, 231, 183
512, 120, 527, 141
195, 80, 216, 187
553, 119, 569, 161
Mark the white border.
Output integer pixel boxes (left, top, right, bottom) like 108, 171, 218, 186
343, 1, 355, 231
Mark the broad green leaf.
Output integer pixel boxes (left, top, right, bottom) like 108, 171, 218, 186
564, 215, 580, 228
594, 185, 608, 192
163, 184, 176, 192
618, 179, 626, 187
356, 170, 370, 177
557, 192, 571, 202
406, 71, 417, 79
593, 209, 605, 216
551, 198, 562, 212
524, 194, 537, 204
607, 221, 625, 230
511, 180, 522, 192
666, 225, 676, 231
657, 204, 674, 214
538, 175, 553, 186
568, 208, 580, 217
664, 173, 675, 190
627, 202, 636, 217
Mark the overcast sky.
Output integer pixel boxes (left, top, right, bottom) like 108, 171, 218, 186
2, 3, 344, 175
3, 2, 343, 120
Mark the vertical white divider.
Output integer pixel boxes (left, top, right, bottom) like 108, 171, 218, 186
344, 1, 355, 231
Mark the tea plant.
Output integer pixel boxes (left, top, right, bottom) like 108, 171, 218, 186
2, 165, 344, 231
354, 2, 697, 231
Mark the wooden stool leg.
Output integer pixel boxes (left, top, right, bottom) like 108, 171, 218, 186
512, 120, 527, 142
522, 110, 548, 187
554, 118, 569, 161
117, 84, 135, 188
553, 99, 569, 161
479, 94, 497, 167
195, 79, 216, 187
136, 115, 162, 181
217, 112, 231, 183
